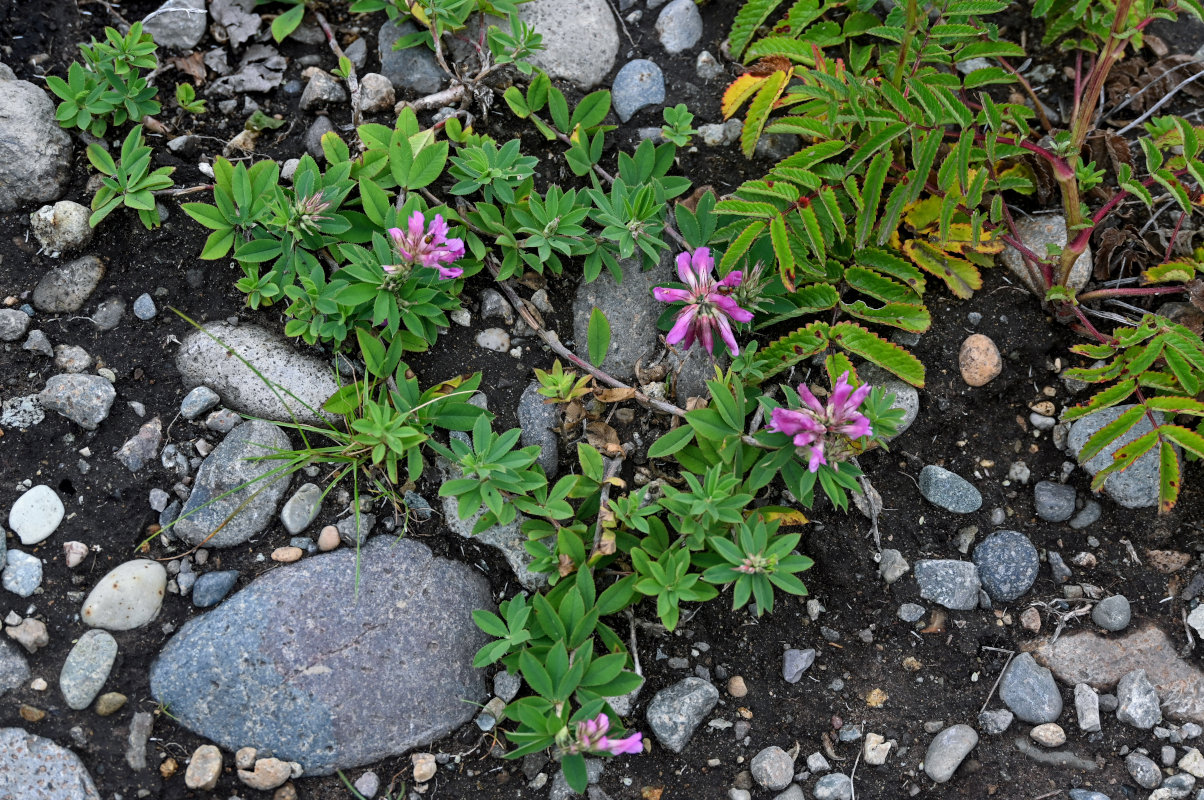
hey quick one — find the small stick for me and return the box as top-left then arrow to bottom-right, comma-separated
314,11 -> 362,130
979,649 -> 1016,714
590,456 -> 625,558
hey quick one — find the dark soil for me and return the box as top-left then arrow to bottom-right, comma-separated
1,1 -> 1203,799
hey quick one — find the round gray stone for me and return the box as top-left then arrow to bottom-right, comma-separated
132,293 -> 157,320
173,420 -> 292,548
898,603 -> 926,622
1034,481 -> 1076,522
1125,752 -> 1161,789
751,746 -> 793,790
180,386 -> 221,420
972,530 -> 1039,602
612,59 -> 665,123
646,677 -> 719,753
1091,595 -> 1131,632
812,773 -> 852,800
92,297 -> 125,331
1116,668 -> 1162,729
782,648 -> 815,683
0,309 -> 31,342
192,570 -> 239,608
2,551 -> 43,597
518,0 -> 618,89
1069,500 -> 1101,530
32,256 -> 105,314
914,559 -> 981,611
655,0 -> 704,54
918,465 -> 982,513
924,724 -> 978,783
141,0 -> 207,49
59,630 -> 118,710
378,20 -> 444,94
0,69 -> 74,212
280,483 -> 323,535
0,728 -> 99,799
38,374 -> 115,430
0,638 -> 31,695
149,538 -> 492,775
999,653 -> 1062,724
1068,790 -> 1112,800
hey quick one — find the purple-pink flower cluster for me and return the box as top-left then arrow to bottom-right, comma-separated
385,210 -> 465,279
566,713 -> 642,756
767,371 -> 873,472
653,248 -> 753,356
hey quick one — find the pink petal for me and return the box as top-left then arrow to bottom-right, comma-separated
718,270 -> 743,289
829,371 -> 854,411
387,227 -> 404,247
666,305 -> 698,347
437,265 -> 463,279
691,247 -> 713,278
710,294 -> 754,323
838,416 -> 873,439
714,313 -> 740,356
697,314 -> 715,354
769,407 -> 811,437
408,210 -> 425,238
796,382 -> 824,416
445,237 -> 465,260
675,251 -> 694,285
807,440 -> 826,472
846,383 -> 872,411
653,286 -> 692,303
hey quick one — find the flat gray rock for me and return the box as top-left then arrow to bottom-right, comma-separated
0,728 -> 99,799
918,465 -> 981,513
972,530 -> 1039,602
1000,214 -> 1091,294
518,0 -> 618,89
1000,652 -> 1062,724
655,0 -> 704,54
0,309 -> 30,342
517,381 -> 560,478
1092,595 -> 1131,632
149,538 -> 492,775
1116,668 -> 1162,729
280,482 -> 323,534
0,67 -> 73,212
646,677 -> 718,753
0,639 -> 30,695
1068,404 -> 1171,509
142,0 -> 207,49
379,20 -> 444,95
1034,480 -> 1075,522
33,256 -> 105,313
59,630 -> 118,710
174,420 -> 292,548
914,559 -> 980,611
572,251 -> 668,380
175,322 -> 339,425
39,374 -> 115,430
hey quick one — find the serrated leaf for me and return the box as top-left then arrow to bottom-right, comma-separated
1078,405 -> 1145,463
902,239 -> 981,299
770,214 -> 796,290
1062,378 -> 1138,421
756,284 -> 840,328
830,321 -> 925,386
722,73 -> 769,119
1158,440 -> 1181,513
730,0 -> 788,59
840,300 -> 932,332
741,70 -> 790,159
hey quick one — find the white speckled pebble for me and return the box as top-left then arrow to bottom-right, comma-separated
80,560 -> 167,630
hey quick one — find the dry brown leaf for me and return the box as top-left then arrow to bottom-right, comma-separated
921,608 -> 947,634
865,688 -> 888,708
678,185 -> 716,214
585,421 -> 624,457
558,553 -> 575,578
594,387 -> 637,403
1146,549 -> 1192,573
171,52 -> 206,84
516,271 -> 546,290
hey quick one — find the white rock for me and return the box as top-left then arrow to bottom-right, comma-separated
1188,605 -> 1204,638
80,560 -> 167,630
29,201 -> 92,255
185,744 -> 223,790
63,541 -> 89,568
9,484 -> 64,545
863,732 -> 892,765
1180,747 -> 1204,778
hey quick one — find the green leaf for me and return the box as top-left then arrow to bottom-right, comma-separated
1077,405 -> 1145,463
562,754 -> 588,794
1158,440 -> 1181,513
1062,379 -> 1138,421
587,308 -> 611,367
270,3 -> 305,43
648,425 -> 695,458
830,322 -> 925,387
730,0 -> 788,59
902,240 -> 982,299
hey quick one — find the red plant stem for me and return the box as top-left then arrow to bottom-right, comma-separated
1165,210 -> 1187,262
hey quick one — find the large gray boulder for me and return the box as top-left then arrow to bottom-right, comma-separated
0,728 -> 99,800
517,0 -> 618,89
175,322 -> 339,425
149,538 -> 492,775
1067,404 -> 1172,509
0,65 -> 73,211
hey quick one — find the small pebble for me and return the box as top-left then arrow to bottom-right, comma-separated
271,546 -> 303,563
317,525 -> 340,551
959,334 -> 1002,386
1030,723 -> 1066,747
133,293 -> 157,320
727,675 -> 748,698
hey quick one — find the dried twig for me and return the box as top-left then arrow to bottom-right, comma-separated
314,11 -> 362,130
979,648 -> 1016,714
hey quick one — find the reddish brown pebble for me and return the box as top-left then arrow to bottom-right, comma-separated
317,525 -> 340,552
19,704 -> 45,722
1020,607 -> 1042,633
271,547 -> 303,563
959,334 -> 1002,386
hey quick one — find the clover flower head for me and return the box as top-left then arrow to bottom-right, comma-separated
652,247 -> 754,356
767,371 -> 873,472
385,210 -> 465,279
294,191 -> 332,235
567,713 -> 643,756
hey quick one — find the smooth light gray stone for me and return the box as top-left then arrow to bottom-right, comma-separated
378,20 -> 444,95
978,708 -> 1013,734
914,559 -> 981,611
9,484 -> 64,545
1092,595 -> 1131,632
518,0 -> 618,89
0,68 -> 74,212
3,551 -> 42,597
336,513 -> 376,547
655,0 -> 704,53
646,677 -> 719,753
92,297 -> 125,331
1126,752 -> 1162,789
191,570 -> 238,608
280,482 -> 323,534
1001,214 -> 1092,294
1068,404 -> 1171,509
918,465 -> 982,513
517,381 -> 560,478
1076,683 -> 1101,733
859,363 -> 919,438
29,201 -> 91,255
1069,500 -> 1102,530
493,670 -> 521,702
773,786 -> 806,800
898,603 -> 926,622
924,724 -> 978,783
878,548 -> 909,584
0,639 -> 30,695
81,560 -> 167,630
612,59 -> 665,123
142,0 -> 207,49
1034,480 -> 1076,522
23,329 -> 53,357
132,293 -> 157,320
175,322 -> 339,425
1117,668 -> 1162,729
300,70 -> 346,111
751,746 -> 794,790
972,530 -> 1039,602
0,728 -> 99,799
38,374 -> 115,430
149,538 -> 492,776
572,251 -> 669,380
812,773 -> 852,800
782,648 -> 815,683
174,420 -> 292,548
999,653 -> 1062,724
180,386 -> 220,420
59,630 -> 117,710
1068,791 -> 1111,800
33,256 -> 105,313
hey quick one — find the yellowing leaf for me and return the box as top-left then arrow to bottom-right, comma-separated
722,73 -> 769,119
755,508 -> 810,527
